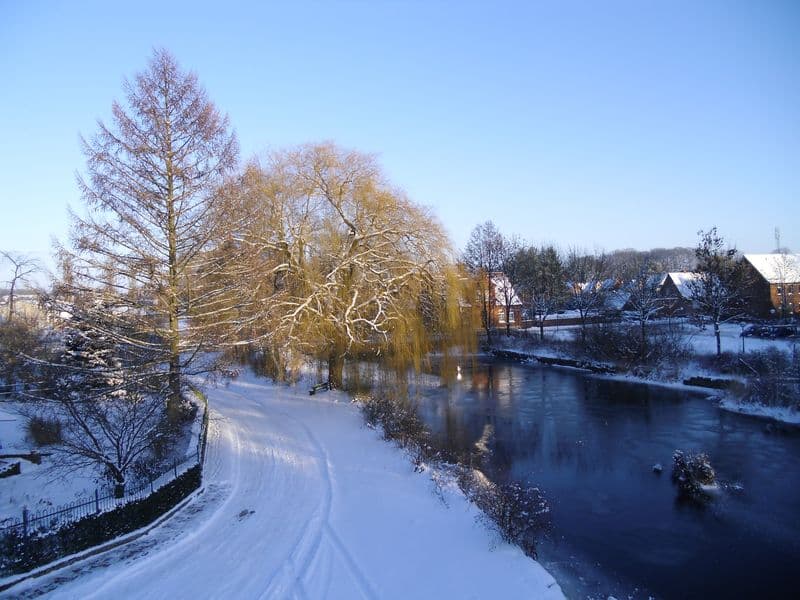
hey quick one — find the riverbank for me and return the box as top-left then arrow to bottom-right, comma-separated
487,334 -> 800,425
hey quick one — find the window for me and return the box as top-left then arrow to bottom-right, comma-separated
508,310 -> 515,323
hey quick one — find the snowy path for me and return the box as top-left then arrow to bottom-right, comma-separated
7,375 -> 563,600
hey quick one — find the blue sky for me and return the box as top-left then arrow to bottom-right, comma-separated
1,0 -> 798,282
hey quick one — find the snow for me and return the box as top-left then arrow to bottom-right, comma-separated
685,321 -> 797,356
4,373 -> 564,599
718,397 -> 800,424
665,272 -> 700,299
743,253 -> 800,284
0,406 -> 100,523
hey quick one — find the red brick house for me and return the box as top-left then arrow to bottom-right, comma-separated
741,253 -> 800,318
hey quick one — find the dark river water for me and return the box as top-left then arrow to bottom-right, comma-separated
410,358 -> 800,600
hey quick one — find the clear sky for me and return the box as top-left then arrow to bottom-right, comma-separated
1,0 -> 798,283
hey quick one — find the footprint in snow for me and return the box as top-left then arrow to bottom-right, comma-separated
237,509 -> 255,520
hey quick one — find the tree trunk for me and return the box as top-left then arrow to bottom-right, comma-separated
641,319 -> 647,357
168,354 -> 182,421
7,279 -> 15,321
505,307 -> 511,336
714,321 -> 722,357
109,465 -> 126,498
165,111 -> 182,422
328,350 -> 344,389
539,320 -> 545,341
482,302 -> 492,344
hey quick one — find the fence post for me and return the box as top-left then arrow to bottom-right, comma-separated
95,489 -> 100,514
22,506 -> 29,538
173,459 -> 177,479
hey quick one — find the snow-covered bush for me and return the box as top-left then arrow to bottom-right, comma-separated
741,348 -> 799,409
360,393 -> 438,467
671,450 -> 716,502
456,468 -> 549,558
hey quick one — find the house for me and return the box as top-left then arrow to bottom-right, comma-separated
657,272 -> 700,316
741,254 -> 800,318
488,272 -> 523,327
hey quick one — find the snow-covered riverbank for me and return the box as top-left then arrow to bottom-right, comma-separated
4,372 -> 563,599
488,331 -> 800,426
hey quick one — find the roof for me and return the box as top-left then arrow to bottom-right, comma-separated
744,254 -> 800,284
490,274 -> 522,306
665,272 -> 700,299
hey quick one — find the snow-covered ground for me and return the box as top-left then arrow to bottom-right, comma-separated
685,321 -> 797,356
524,320 -> 797,357
0,406 -> 100,524
4,373 -> 563,599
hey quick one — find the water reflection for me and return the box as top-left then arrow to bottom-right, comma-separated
412,359 -> 800,600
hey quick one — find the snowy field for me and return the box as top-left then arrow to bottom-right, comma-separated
0,406 -> 100,524
4,373 -> 563,599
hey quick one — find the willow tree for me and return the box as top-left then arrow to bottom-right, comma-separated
222,143 -> 470,387
67,49 -> 238,416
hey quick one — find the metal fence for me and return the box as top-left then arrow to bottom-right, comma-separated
0,395 -> 209,541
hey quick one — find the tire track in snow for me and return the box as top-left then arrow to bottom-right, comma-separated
283,410 -> 380,600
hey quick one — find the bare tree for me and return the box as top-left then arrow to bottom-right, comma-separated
497,236 -> 523,336
463,222 -> 508,342
66,49 -> 238,417
625,259 -> 665,356
688,228 -> 744,357
0,251 -> 40,321
564,248 -> 608,342
769,250 -> 800,319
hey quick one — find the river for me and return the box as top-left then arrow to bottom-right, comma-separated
410,358 -> 800,599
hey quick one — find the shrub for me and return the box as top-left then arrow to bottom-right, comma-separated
456,468 -> 549,558
740,348 -> 800,409
26,416 -> 63,446
672,450 -> 716,502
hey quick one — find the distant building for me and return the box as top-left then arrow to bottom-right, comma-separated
741,254 -> 800,318
658,272 -> 700,316
488,272 -> 523,327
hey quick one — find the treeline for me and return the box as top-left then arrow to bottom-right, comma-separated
461,221 -> 750,359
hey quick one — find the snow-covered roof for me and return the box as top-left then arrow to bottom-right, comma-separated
490,274 -> 522,306
665,272 -> 700,299
744,254 -> 800,284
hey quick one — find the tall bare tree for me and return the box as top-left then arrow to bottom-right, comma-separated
66,49 -> 238,416
463,221 -> 507,343
0,251 -> 40,321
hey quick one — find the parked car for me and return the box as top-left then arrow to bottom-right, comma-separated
740,324 -> 797,338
